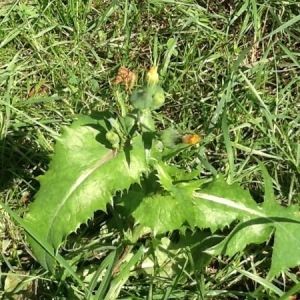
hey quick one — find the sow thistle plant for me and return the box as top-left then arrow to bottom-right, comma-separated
24,66 -> 300,296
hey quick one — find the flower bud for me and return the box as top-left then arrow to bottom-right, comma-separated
151,86 -> 165,109
160,128 -> 181,149
106,131 -> 120,149
181,134 -> 201,145
146,66 -> 159,85
130,88 -> 153,110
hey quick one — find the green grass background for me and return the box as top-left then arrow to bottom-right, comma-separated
0,0 -> 300,299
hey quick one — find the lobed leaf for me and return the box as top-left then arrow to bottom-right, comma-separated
192,176 -> 259,232
132,194 -> 193,235
25,113 -> 148,271
129,164 -> 300,277
195,175 -> 300,278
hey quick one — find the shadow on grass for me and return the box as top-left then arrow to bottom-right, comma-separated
0,129 -> 57,298
0,128 -> 51,198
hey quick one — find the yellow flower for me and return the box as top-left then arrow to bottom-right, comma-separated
181,134 -> 201,145
147,66 -> 159,84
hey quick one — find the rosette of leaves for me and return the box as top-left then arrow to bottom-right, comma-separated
23,63 -> 300,289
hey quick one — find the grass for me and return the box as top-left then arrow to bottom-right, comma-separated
1,0 -> 300,299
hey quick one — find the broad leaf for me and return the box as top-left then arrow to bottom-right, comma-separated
194,178 -> 300,277
270,213 -> 300,277
132,194 -> 193,234
130,164 -> 300,277
25,113 -> 148,271
192,176 -> 259,232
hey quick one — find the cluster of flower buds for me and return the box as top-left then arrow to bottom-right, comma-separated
106,66 -> 201,149
129,66 -> 165,111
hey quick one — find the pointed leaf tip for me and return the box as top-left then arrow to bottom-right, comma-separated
25,114 -> 149,271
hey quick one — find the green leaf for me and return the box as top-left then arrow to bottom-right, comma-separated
139,109 -> 155,132
25,112 -> 148,271
258,160 -> 276,209
195,174 -> 300,278
155,162 -> 174,192
193,176 -> 259,232
90,79 -> 100,93
166,37 -> 178,56
104,245 -> 145,300
205,217 -> 273,258
128,164 -> 300,277
132,194 -> 192,235
270,214 -> 300,278
0,198 -> 87,291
